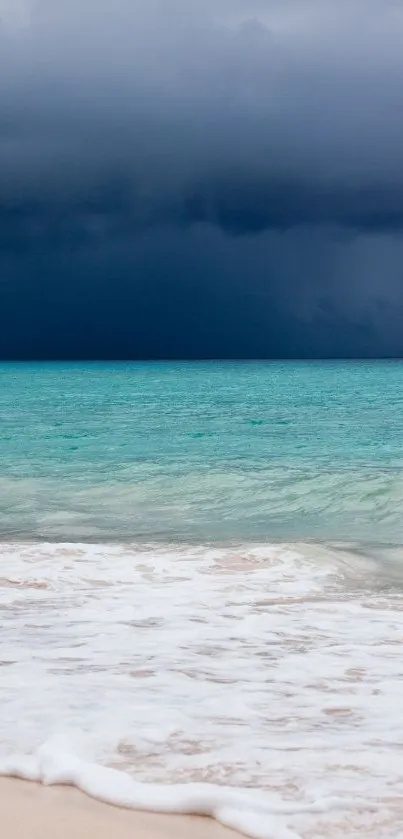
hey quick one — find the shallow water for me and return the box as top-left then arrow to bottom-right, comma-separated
1,363 -> 403,837
1,541 -> 403,837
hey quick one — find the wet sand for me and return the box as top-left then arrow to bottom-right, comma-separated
0,778 -> 243,839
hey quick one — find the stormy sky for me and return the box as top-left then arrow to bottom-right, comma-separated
1,0 -> 403,358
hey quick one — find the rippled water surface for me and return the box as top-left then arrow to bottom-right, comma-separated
1,361 -> 403,542
1,363 -> 403,837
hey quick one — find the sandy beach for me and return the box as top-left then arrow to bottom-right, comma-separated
0,778 -> 244,839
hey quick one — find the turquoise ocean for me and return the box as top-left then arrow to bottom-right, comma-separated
2,362 -> 403,838
1,360 -> 403,545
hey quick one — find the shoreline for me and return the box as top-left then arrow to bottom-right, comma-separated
0,778 -> 243,839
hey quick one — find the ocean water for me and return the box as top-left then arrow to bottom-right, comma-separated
1,362 -> 403,838
2,360 -> 403,544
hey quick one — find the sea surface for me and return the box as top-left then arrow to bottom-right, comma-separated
1,361 -> 403,838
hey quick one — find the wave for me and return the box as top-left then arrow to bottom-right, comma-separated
0,739 -> 376,839
3,464 -> 403,543
2,541 -> 403,837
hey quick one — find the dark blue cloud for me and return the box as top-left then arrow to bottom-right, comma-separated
1,0 -> 403,358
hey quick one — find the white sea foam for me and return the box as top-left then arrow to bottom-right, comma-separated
0,739 -> 377,839
1,541 -> 403,837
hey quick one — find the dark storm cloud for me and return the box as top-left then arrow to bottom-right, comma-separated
1,0 -> 403,358
1,0 -> 403,230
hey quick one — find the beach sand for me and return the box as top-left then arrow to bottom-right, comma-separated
0,778 -> 244,839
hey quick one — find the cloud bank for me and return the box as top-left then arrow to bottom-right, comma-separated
1,0 -> 403,358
